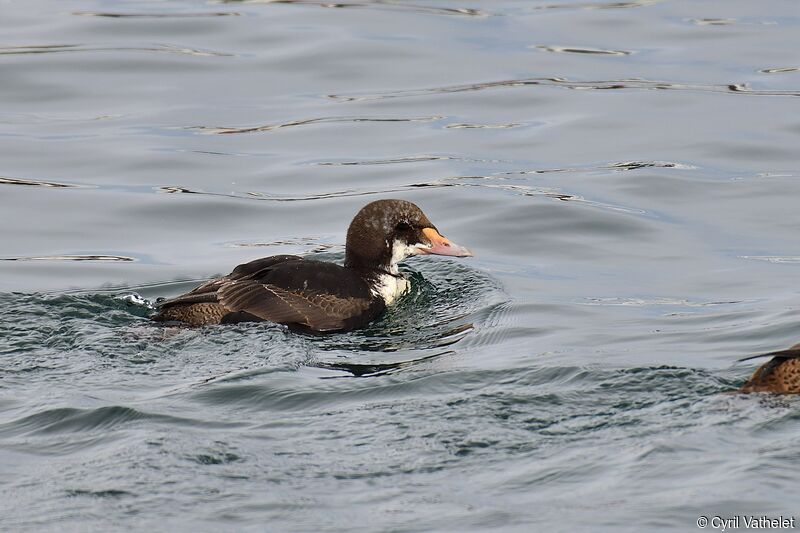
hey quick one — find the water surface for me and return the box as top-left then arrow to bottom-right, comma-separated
2,0 -> 800,531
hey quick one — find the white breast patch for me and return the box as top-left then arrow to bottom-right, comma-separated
371,273 -> 409,305
369,239 -> 418,305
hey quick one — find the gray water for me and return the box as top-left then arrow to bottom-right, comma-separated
2,0 -> 800,531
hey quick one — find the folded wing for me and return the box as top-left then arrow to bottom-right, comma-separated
217,280 -> 373,331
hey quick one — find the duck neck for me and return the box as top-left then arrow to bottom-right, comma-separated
347,239 -> 416,276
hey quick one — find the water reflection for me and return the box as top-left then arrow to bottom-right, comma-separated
317,350 -> 457,377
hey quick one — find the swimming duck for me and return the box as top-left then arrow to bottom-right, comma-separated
151,199 -> 472,331
738,343 -> 800,393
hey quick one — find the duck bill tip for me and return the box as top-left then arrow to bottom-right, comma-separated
420,227 -> 473,257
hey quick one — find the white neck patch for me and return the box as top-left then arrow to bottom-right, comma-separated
388,239 -> 422,274
371,272 -> 409,305
370,239 -> 420,305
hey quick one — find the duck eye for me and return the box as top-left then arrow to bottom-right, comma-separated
395,221 -> 412,231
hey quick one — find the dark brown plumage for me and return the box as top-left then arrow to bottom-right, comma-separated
739,343 -> 800,393
151,199 -> 472,332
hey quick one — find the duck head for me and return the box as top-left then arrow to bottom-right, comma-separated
344,199 -> 472,273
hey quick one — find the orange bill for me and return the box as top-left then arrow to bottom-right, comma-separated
420,227 -> 473,257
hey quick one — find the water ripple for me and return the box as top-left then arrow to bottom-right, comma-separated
0,176 -> 84,188
223,237 -> 339,253
328,77 -> 800,102
580,297 -> 744,308
0,112 -> 123,124
760,66 -> 800,74
314,154 -> 501,166
156,184 -> 436,201
317,350 -> 459,378
155,180 -> 647,216
607,160 -> 695,171
1,157 -> 679,220
535,45 -> 634,56
688,18 -> 736,26
73,11 -> 240,18
531,0 -> 660,10
495,160 -> 695,176
458,183 -> 648,215
0,255 -> 135,262
0,406 -> 239,437
66,489 -> 133,498
147,158 -> 680,216
445,122 -> 523,129
739,256 -> 800,265
217,0 -> 491,18
185,115 -> 442,135
0,43 -> 233,58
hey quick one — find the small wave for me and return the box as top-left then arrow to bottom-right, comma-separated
316,350 -> 458,377
2,406 -> 146,436
327,76 -> 800,102
530,0 -> 660,10
155,182 -> 451,202
66,489 -> 133,498
760,66 -> 800,74
0,175 -> 85,188
1,405 -> 242,437
606,160 -> 695,171
580,297 -> 744,307
217,0 -> 491,18
306,260 -> 506,359
455,182 -> 647,215
688,18 -> 736,26
184,115 -> 442,135
151,156 -> 677,214
445,122 -> 523,129
0,255 -> 135,262
0,43 -> 232,57
153,177 -> 648,217
314,154 -> 501,166
535,45 -> 634,56
0,112 -> 123,124
739,256 -> 800,264
73,11 -> 240,18
223,237 -> 339,253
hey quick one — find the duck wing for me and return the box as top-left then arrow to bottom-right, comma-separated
156,255 -> 302,309
216,279 -> 378,332
738,344 -> 800,363
156,256 -> 383,331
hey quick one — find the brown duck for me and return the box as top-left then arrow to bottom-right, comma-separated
151,199 -> 472,332
738,343 -> 800,393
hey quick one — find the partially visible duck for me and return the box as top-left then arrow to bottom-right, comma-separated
738,343 -> 800,393
151,199 -> 472,331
